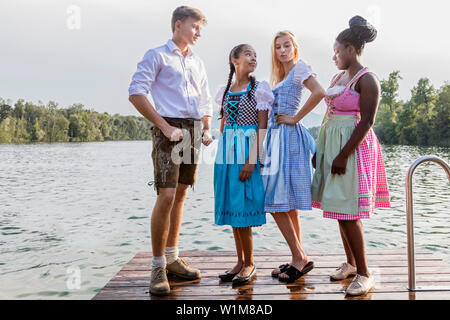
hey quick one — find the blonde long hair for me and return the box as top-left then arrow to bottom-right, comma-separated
270,31 -> 300,87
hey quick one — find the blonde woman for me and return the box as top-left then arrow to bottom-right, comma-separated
263,31 -> 326,283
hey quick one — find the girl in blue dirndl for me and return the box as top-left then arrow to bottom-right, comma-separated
214,44 -> 274,285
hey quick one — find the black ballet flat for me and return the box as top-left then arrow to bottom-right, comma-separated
232,266 -> 257,285
219,270 -> 239,282
278,261 -> 314,283
271,263 -> 290,278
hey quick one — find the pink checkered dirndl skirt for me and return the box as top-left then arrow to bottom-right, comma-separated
312,125 -> 391,220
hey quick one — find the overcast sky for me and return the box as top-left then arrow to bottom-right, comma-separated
1,0 -> 449,121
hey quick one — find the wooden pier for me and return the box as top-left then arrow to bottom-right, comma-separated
93,249 -> 450,300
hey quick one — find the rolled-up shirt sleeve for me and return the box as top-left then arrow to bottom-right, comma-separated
128,49 -> 160,97
197,61 -> 213,117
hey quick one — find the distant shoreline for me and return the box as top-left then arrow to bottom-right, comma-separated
0,99 -> 153,144
0,138 -> 153,146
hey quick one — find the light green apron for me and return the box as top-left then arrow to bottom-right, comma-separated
311,115 -> 360,215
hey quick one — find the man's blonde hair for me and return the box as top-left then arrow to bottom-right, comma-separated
270,31 -> 300,87
171,6 -> 207,32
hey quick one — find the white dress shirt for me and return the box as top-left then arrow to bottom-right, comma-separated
128,40 -> 213,119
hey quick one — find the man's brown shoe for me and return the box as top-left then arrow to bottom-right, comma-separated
149,267 -> 170,296
166,258 -> 201,280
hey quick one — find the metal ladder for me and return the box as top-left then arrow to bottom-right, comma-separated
406,155 -> 450,291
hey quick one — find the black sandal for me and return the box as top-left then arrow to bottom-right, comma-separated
278,261 -> 314,283
271,263 -> 290,278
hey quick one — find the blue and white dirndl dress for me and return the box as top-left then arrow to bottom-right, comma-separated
262,60 -> 317,213
214,81 -> 274,228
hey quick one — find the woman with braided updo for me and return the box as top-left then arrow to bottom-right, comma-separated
214,44 -> 274,285
311,16 -> 391,296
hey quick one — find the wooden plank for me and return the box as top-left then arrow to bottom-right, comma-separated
134,253 -> 439,260
93,291 -> 450,300
135,249 -> 431,258
100,281 -> 450,296
119,260 -> 445,271
93,282 -> 450,300
127,255 -> 442,265
104,274 -> 450,288
112,266 -> 450,279
93,250 -> 450,301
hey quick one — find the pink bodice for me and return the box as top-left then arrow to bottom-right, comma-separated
325,68 -> 370,118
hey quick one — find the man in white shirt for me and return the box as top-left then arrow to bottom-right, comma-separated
128,6 -> 213,297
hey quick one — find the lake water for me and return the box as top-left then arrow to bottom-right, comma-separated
0,141 -> 449,299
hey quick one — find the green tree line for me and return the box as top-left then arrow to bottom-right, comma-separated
0,98 -> 152,143
1,72 -> 449,146
374,71 -> 449,147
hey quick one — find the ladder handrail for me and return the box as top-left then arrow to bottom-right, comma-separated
406,155 -> 450,291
